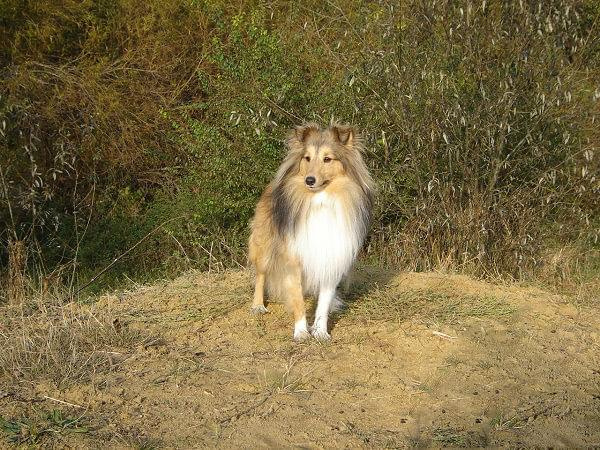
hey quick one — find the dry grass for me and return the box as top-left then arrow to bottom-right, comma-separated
7,239 -> 26,305
1,268 -> 599,447
346,285 -> 516,324
0,292 -> 155,387
108,270 -> 250,328
538,247 -> 600,305
256,358 -> 312,396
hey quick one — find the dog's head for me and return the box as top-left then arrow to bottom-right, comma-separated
286,123 -> 357,192
272,122 -> 374,235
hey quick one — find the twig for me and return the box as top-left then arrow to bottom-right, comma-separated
42,395 -> 84,409
168,232 -> 191,262
171,57 -> 206,103
74,215 -> 187,296
69,169 -> 80,295
0,165 -> 18,240
261,94 -> 303,121
323,0 -> 367,47
432,331 -> 457,340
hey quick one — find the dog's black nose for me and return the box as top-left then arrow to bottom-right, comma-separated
305,176 -> 316,186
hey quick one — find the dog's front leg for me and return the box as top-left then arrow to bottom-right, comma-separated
283,267 -> 310,341
311,285 -> 336,341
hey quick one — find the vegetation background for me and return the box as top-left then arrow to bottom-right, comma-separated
1,0 -> 599,298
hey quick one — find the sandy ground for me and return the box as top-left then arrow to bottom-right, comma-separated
1,267 -> 599,448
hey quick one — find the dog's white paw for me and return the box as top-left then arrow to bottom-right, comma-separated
311,326 -> 331,342
293,318 -> 310,341
250,305 -> 268,315
293,329 -> 311,341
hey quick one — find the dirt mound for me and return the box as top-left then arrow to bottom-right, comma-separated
1,267 -> 599,448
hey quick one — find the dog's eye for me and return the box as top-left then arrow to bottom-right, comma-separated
304,156 -> 311,162
323,157 -> 332,163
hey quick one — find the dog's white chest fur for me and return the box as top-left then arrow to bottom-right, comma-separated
290,192 -> 359,293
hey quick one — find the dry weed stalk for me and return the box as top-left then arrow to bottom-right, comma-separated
7,239 -> 26,305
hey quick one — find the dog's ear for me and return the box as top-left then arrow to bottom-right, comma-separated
330,124 -> 355,146
294,123 -> 319,142
285,123 -> 319,151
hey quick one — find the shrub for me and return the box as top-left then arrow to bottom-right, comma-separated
0,0 -> 598,292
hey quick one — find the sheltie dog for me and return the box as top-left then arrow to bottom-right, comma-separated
248,123 -> 374,341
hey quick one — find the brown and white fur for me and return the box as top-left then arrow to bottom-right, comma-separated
248,123 -> 374,341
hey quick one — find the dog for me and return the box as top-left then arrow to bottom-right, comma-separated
248,123 -> 374,341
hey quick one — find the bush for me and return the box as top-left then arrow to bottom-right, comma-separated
0,0 -> 598,292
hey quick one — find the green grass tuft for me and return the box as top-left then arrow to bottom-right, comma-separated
0,409 -> 89,446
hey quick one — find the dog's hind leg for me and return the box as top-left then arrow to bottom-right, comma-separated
250,271 -> 268,314
330,271 -> 351,313
329,294 -> 345,313
340,270 -> 352,295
